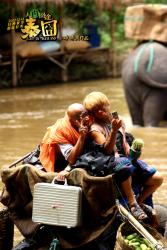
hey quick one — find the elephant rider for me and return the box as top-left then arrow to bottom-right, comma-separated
39,103 -> 90,177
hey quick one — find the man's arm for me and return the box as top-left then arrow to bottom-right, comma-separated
121,120 -> 130,156
56,125 -> 88,181
67,126 -> 87,165
89,119 -> 122,155
57,136 -> 87,181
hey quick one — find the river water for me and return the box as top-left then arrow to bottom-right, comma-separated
0,78 -> 167,245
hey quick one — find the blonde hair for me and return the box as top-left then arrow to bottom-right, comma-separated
83,91 -> 110,112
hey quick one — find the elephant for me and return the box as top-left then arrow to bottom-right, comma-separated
122,41 -> 167,127
154,204 -> 167,239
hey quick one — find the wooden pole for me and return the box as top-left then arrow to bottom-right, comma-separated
11,6 -> 17,87
8,152 -> 32,168
58,5 -> 68,82
110,8 -> 117,78
117,201 -> 165,250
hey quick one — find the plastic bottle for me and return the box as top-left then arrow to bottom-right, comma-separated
129,138 -> 144,160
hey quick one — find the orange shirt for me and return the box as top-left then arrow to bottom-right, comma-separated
39,115 -> 79,172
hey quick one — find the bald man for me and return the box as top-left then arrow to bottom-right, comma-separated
39,103 -> 90,178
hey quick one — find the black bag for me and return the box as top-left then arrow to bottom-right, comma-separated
13,225 -> 56,250
116,131 -> 134,157
22,146 -> 44,171
73,141 -> 115,177
12,238 -> 37,250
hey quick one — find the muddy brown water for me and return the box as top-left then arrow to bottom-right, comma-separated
0,78 -> 167,246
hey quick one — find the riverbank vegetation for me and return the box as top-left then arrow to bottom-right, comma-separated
0,0 -> 166,88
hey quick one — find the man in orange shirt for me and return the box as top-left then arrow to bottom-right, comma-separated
39,103 -> 90,179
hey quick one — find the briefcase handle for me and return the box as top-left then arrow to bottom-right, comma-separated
51,176 -> 68,186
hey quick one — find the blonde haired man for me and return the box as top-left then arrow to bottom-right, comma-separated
83,91 -> 163,220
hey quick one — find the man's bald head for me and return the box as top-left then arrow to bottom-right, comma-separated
67,103 -> 85,118
67,103 -> 86,127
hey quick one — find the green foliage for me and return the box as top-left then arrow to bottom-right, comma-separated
65,0 -> 96,21
42,3 -> 59,18
144,0 -> 167,3
65,4 -> 127,47
100,31 -> 111,47
64,0 -> 98,32
0,3 -> 10,35
116,39 -> 137,54
0,68 -> 12,88
0,3 -> 10,20
2,1 -> 159,87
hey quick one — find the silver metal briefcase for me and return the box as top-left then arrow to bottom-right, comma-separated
32,179 -> 82,227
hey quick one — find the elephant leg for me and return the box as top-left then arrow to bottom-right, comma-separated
125,90 -> 144,126
143,91 -> 164,127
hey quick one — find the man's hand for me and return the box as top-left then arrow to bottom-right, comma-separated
79,125 -> 88,136
79,118 -> 89,137
56,170 -> 70,181
112,118 -> 122,132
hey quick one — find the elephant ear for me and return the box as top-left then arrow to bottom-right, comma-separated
135,42 -> 167,89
